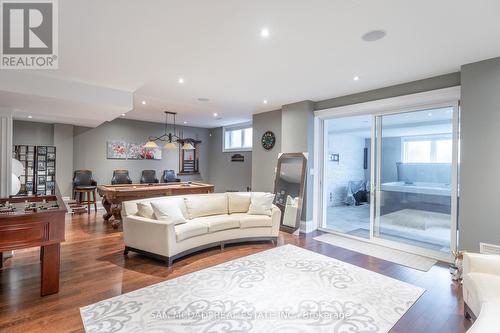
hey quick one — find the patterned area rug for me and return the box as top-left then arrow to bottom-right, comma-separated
80,245 -> 424,332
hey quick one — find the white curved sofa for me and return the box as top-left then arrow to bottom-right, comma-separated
463,252 -> 500,332
122,192 -> 281,266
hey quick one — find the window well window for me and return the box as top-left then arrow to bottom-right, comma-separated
402,136 -> 452,163
223,123 -> 252,152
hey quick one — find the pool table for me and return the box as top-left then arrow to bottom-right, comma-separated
97,182 -> 214,228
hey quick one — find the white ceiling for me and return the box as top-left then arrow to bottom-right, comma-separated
4,0 -> 500,128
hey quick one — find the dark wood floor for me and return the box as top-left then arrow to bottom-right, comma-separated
0,212 -> 472,333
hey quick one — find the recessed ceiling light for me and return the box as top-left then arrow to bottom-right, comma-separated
213,112 -> 218,117
260,27 -> 270,38
141,100 -> 146,105
198,97 -> 210,102
361,30 -> 386,42
353,76 -> 360,81
263,99 -> 268,104
27,115 -> 33,119
178,77 -> 185,84
183,121 -> 187,124
121,113 -> 126,117
428,112 -> 433,116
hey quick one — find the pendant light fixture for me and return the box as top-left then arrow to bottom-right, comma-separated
144,111 -> 194,150
181,142 -> 195,150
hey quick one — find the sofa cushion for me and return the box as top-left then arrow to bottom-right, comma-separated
227,192 -> 251,214
151,200 -> 187,225
191,215 -> 240,233
184,193 -> 228,219
239,214 -> 273,229
248,192 -> 275,216
175,221 -> 209,241
136,202 -> 155,219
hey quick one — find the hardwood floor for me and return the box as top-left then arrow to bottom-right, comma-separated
0,212 -> 472,333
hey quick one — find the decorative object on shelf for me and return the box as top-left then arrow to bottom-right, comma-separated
179,138 -> 201,174
231,154 -> 245,162
261,131 -> 276,150
144,111 -> 192,150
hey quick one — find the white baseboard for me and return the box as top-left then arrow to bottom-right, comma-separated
300,219 -> 317,234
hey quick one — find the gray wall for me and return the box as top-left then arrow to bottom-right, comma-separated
54,124 -> 74,197
13,120 -> 54,146
207,127 -> 252,192
281,101 -> 315,223
73,118 -> 210,188
459,57 -> 500,251
252,110 -> 282,192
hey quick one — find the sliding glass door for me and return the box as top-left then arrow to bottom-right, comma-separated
322,115 -> 373,238
373,107 -> 457,254
319,100 -> 459,259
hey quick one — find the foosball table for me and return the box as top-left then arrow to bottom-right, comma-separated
0,194 -> 66,296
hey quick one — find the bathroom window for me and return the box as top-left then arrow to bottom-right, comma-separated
403,136 -> 452,163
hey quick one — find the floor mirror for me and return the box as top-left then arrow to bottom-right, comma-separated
273,153 -> 307,233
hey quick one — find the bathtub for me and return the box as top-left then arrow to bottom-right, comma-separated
380,181 -> 451,196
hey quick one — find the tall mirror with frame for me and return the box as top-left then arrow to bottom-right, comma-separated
274,153 -> 307,233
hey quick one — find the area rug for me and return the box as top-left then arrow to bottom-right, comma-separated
80,244 -> 424,333
314,233 -> 437,271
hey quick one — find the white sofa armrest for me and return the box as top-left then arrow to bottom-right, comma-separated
466,300 -> 500,333
463,252 -> 500,277
123,215 -> 175,257
270,205 -> 282,236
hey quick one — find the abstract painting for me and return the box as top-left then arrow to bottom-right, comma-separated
126,143 -> 143,160
127,143 -> 162,160
107,141 -> 128,159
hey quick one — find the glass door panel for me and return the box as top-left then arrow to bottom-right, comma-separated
322,115 -> 373,238
374,107 -> 455,253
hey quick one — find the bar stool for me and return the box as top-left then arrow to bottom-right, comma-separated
74,187 -> 97,213
73,170 -> 97,214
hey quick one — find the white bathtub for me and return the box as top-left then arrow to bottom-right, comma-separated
380,181 -> 451,196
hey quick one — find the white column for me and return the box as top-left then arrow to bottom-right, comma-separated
0,110 -> 13,197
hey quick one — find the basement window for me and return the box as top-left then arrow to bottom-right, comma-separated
223,123 -> 252,152
402,135 -> 452,163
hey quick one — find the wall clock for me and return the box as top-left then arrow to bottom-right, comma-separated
261,131 -> 276,150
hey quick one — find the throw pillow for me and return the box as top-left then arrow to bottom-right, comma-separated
248,192 -> 275,216
136,202 -> 155,219
150,201 -> 187,225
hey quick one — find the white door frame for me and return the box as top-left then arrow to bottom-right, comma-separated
313,86 -> 460,262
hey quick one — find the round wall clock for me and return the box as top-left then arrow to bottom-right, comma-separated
261,131 -> 276,150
